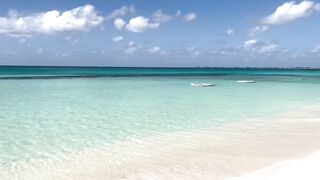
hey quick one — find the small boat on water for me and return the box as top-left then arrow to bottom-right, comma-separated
236,80 -> 256,83
190,83 -> 214,87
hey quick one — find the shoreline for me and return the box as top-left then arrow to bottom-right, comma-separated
1,107 -> 320,179
229,151 -> 320,180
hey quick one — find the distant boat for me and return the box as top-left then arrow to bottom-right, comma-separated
190,83 -> 214,87
236,80 -> 256,83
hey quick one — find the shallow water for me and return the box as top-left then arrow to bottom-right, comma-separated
0,67 -> 320,178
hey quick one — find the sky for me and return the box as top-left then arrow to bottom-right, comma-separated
0,0 -> 320,67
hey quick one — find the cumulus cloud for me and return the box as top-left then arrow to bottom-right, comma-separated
248,1 -> 320,37
113,18 -> 126,30
105,5 -> 135,20
112,36 -> 123,42
244,39 -> 279,53
126,16 -> 160,32
148,46 -> 161,53
111,9 -> 196,32
151,10 -> 172,23
184,13 -> 197,21
262,1 -> 318,25
0,4 -> 103,37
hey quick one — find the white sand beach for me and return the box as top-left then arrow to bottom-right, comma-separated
229,151 -> 320,180
1,106 -> 320,180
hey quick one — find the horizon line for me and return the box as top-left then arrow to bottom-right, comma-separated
0,65 -> 320,70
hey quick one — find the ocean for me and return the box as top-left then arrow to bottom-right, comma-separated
0,66 -> 320,179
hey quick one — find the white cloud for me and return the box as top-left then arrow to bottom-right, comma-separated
112,9 -> 195,32
249,1 -> 320,38
0,4 -> 103,37
126,16 -> 160,32
249,26 -> 269,36
258,43 -> 278,53
244,39 -> 258,48
152,10 -> 172,23
262,1 -> 316,25
184,13 -> 197,21
112,36 -> 123,42
105,5 -> 135,20
244,39 -> 279,53
148,46 -> 161,53
226,29 -> 235,35
113,18 -> 126,30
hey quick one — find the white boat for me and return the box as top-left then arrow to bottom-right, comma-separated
190,83 -> 214,87
236,80 -> 256,83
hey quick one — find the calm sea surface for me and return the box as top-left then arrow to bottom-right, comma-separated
0,66 -> 320,166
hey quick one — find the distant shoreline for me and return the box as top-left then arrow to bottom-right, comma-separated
0,65 -> 320,70
1,66 -> 319,80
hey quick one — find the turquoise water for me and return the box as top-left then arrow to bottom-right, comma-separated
0,67 -> 320,167
1,66 -> 320,77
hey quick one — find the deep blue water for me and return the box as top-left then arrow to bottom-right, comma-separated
0,66 -> 320,78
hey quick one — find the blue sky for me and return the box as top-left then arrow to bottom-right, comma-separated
0,0 -> 320,67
